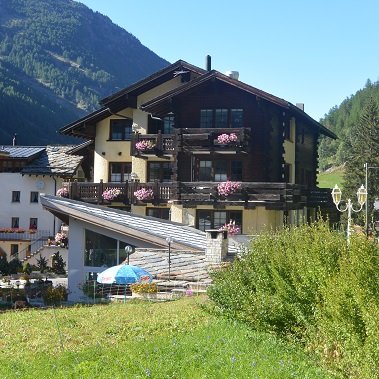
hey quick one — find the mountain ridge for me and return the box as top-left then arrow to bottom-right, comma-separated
0,0 -> 170,145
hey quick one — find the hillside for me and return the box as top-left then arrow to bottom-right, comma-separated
0,0 -> 169,145
318,79 -> 379,171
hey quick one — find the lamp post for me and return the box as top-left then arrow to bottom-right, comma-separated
331,184 -> 367,244
166,236 -> 173,281
124,245 -> 134,265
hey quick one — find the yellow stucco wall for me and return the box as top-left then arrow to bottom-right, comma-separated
0,241 -> 30,261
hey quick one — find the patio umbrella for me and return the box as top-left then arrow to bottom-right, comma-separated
97,264 -> 152,285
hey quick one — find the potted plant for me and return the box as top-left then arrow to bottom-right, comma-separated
135,140 -> 155,152
56,187 -> 69,198
219,221 -> 240,235
217,181 -> 241,197
130,282 -> 158,299
102,188 -> 121,201
216,133 -> 238,145
134,187 -> 154,201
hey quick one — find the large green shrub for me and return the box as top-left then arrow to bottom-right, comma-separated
208,220 -> 379,377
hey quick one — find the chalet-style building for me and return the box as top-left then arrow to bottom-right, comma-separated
0,145 -> 84,261
59,58 -> 337,236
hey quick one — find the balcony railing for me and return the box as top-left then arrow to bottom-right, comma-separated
130,128 -> 251,157
65,181 -> 333,209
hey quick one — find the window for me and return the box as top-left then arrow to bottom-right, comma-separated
231,109 -> 243,128
214,161 -> 228,181
163,114 -> 175,134
197,159 -> 242,182
11,244 -> 19,256
109,162 -> 132,182
200,109 -> 244,128
148,162 -> 172,182
30,191 -> 39,203
11,217 -> 19,228
146,208 -> 170,220
12,191 -> 20,202
199,160 -> 212,181
196,210 -> 242,233
215,109 -> 228,128
29,218 -> 38,230
84,229 -> 132,266
109,119 -> 133,141
200,109 -> 213,128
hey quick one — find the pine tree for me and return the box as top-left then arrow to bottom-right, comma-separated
343,97 -> 379,225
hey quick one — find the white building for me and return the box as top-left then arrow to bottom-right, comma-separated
0,145 -> 84,261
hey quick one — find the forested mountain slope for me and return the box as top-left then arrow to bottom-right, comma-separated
318,79 -> 379,171
0,0 -> 169,145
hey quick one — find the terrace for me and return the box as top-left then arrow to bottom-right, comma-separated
130,127 -> 251,157
63,180 -> 333,210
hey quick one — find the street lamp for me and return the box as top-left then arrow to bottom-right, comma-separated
166,236 -> 173,281
331,184 -> 367,244
124,245 -> 134,265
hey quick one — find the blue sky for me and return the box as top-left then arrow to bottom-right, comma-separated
78,0 -> 379,121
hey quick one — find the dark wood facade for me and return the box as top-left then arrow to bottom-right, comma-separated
60,60 -> 338,230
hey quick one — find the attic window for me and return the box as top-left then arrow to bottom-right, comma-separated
109,119 -> 133,141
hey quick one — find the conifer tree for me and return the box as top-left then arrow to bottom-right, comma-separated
343,97 -> 379,225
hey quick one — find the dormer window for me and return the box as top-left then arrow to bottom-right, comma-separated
109,119 -> 133,141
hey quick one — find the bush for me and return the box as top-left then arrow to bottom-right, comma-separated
42,285 -> 68,305
130,282 -> 157,294
208,219 -> 379,377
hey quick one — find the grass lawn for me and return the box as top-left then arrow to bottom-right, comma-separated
317,166 -> 344,189
0,297 -> 339,379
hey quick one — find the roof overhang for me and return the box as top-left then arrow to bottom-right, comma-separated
40,195 -> 206,251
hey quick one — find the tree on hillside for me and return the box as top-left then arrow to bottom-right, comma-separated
343,96 -> 379,225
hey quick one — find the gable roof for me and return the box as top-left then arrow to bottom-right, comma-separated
17,145 -> 83,176
0,146 -> 45,159
100,60 -> 206,106
40,194 -> 239,254
140,70 -> 337,139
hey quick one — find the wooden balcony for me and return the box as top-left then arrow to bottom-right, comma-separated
65,181 -> 334,210
130,128 -> 250,157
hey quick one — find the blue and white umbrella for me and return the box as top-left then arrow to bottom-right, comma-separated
97,264 -> 152,285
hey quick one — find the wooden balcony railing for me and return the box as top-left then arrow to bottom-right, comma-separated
65,181 -> 334,209
130,128 -> 251,157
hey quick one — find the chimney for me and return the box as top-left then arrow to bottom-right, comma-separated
12,133 -> 17,146
206,55 -> 211,71
296,103 -> 304,111
205,229 -> 228,265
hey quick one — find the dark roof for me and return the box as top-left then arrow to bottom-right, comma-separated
59,60 -> 206,138
59,59 -> 336,140
0,146 -> 45,159
59,107 -> 111,139
20,145 -> 83,176
100,60 -> 206,106
40,194 -> 240,254
140,70 -> 337,139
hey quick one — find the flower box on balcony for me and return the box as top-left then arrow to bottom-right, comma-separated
216,133 -> 238,145
135,140 -> 156,153
217,181 -> 241,197
102,188 -> 121,202
134,187 -> 154,202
